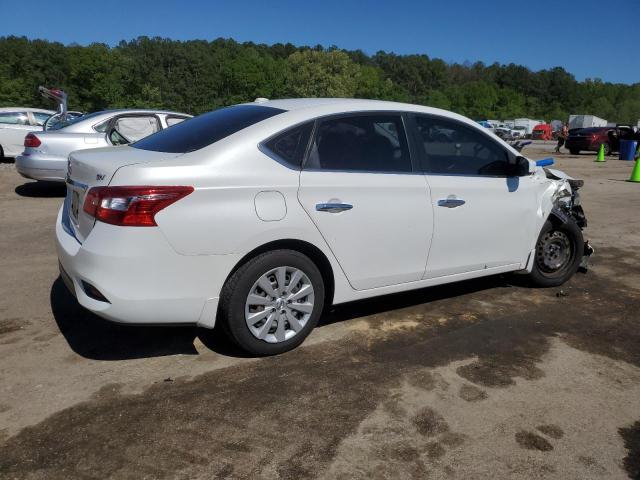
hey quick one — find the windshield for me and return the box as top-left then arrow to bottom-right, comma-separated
132,105 -> 285,153
48,111 -> 101,130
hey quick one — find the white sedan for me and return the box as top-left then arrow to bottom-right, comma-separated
0,107 -> 55,158
57,98 -> 589,355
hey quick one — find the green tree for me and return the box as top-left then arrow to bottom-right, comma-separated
285,50 -> 360,98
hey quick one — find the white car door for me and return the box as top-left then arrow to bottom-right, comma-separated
411,114 -> 538,279
298,113 -> 433,290
0,111 -> 37,157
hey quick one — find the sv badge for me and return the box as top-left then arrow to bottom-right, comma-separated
96,174 -> 105,181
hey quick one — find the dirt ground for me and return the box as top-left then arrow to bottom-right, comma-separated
0,141 -> 639,479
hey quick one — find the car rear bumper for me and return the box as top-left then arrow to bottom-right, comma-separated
15,154 -> 67,182
55,205 -> 240,328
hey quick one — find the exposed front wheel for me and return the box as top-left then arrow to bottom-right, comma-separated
219,249 -> 325,355
527,219 -> 583,287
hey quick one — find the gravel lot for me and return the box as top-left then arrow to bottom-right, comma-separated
1,141 -> 639,479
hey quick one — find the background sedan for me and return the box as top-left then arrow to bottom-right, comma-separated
15,109 -> 191,182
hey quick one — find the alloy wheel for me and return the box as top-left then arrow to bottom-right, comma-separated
244,266 -> 315,343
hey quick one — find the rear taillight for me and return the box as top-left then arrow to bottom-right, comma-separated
24,133 -> 41,148
83,186 -> 194,227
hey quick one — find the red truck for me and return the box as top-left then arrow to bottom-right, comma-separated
531,124 -> 553,140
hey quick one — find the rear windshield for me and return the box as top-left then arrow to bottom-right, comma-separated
48,111 -> 100,130
132,105 -> 285,153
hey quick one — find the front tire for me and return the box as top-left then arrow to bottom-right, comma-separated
219,249 -> 325,355
569,149 -> 580,155
527,219 -> 583,287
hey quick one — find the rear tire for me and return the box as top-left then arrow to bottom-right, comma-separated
527,219 -> 583,287
602,143 -> 611,156
219,249 -> 325,355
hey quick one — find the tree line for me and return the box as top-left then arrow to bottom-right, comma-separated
1,35 -> 639,124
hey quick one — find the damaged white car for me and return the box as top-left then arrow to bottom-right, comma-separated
57,99 -> 591,355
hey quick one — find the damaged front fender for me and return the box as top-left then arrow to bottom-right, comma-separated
544,167 -> 593,270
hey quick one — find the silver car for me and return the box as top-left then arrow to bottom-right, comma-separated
15,109 -> 191,182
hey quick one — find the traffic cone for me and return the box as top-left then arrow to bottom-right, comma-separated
629,158 -> 640,183
595,144 -> 606,162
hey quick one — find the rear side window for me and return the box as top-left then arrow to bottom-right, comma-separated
262,122 -> 313,168
414,115 -> 509,176
133,105 -> 285,153
32,112 -> 52,126
113,115 -> 160,142
305,114 -> 412,173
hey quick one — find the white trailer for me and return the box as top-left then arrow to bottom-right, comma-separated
568,115 -> 607,130
514,118 -> 541,137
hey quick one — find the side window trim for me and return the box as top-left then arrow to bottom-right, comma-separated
410,113 -> 512,178
301,111 -> 416,174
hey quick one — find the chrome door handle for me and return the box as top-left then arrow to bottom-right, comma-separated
316,203 -> 353,213
437,198 -> 466,208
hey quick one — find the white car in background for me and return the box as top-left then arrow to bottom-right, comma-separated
57,98 -> 589,355
15,109 -> 191,182
0,107 -> 55,158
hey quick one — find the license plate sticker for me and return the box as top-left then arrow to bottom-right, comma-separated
71,190 -> 80,219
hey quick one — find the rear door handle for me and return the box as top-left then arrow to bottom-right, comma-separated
437,198 -> 466,208
316,203 -> 353,213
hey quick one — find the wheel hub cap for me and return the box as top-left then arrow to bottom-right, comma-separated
245,266 -> 315,344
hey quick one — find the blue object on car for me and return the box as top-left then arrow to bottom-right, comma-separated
619,140 -> 638,161
535,158 -> 554,167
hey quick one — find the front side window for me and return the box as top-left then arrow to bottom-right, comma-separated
305,114 -> 412,173
113,115 -> 160,143
133,105 -> 285,153
262,122 -> 313,168
0,112 -> 29,125
414,115 -> 509,176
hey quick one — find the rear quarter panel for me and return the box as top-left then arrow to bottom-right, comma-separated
109,139 -> 354,302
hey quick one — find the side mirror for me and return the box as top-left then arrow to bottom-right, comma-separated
507,155 -> 530,177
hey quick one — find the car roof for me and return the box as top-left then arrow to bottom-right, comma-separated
572,127 -> 610,132
65,109 -> 192,127
0,107 -> 56,114
84,109 -> 192,118
244,98 -> 478,127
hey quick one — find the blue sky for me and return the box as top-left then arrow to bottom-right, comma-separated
1,0 -> 638,84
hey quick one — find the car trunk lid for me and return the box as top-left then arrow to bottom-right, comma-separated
65,146 -> 182,242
